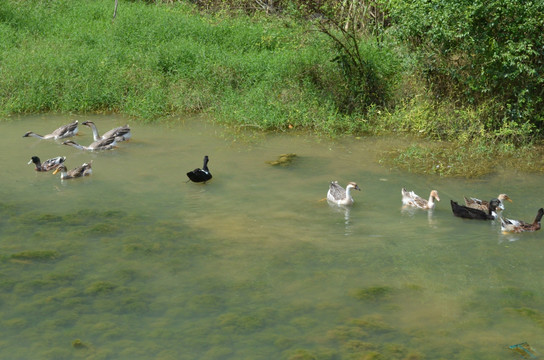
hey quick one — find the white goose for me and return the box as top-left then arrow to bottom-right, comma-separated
327,181 -> 361,206
401,188 -> 440,210
83,121 -> 131,142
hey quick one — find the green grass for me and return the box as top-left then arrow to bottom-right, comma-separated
0,0 -> 341,128
1,0 -> 542,176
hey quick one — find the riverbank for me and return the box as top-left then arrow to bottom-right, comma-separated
1,0 -> 542,176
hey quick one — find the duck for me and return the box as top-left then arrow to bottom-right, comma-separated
327,181 -> 361,206
401,188 -> 440,209
464,194 -> 512,212
28,156 -> 66,172
187,155 -> 212,183
62,137 -> 117,151
52,161 -> 93,180
22,120 -> 79,140
451,199 -> 501,220
500,208 -> 544,233
82,121 -> 131,142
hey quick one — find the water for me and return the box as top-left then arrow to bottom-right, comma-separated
1,114 -> 543,359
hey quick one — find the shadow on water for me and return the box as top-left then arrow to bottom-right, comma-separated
1,114 -> 543,359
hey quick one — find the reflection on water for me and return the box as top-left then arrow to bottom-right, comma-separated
1,114 -> 544,359
401,206 -> 438,228
327,203 -> 353,236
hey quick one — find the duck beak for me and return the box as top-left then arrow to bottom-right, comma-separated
356,186 -> 361,191
27,160 -> 32,165
52,168 -> 60,175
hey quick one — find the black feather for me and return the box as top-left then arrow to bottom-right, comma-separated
451,199 -> 500,220
187,155 -> 212,183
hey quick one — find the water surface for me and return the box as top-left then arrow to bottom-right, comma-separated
1,114 -> 543,359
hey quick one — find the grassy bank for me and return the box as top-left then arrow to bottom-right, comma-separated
1,0 -> 542,176
0,0 -> 344,127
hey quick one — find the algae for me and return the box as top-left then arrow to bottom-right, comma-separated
287,349 -> 318,360
353,286 -> 393,301
3,318 -> 27,329
266,153 -> 297,166
85,281 -> 117,295
72,338 -> 87,348
11,250 -> 60,261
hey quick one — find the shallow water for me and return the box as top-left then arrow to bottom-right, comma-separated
1,114 -> 543,359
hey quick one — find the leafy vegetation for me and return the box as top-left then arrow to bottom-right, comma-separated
1,0 -> 543,176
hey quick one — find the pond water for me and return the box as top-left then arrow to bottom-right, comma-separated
1,114 -> 543,360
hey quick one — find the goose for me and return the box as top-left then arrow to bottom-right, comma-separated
451,199 -> 501,220
62,137 -> 117,151
187,155 -> 212,183
52,161 -> 92,180
82,121 -> 131,142
28,156 -> 66,172
464,194 -> 512,212
401,188 -> 440,209
327,181 -> 360,206
500,208 -> 544,233
22,120 -> 78,140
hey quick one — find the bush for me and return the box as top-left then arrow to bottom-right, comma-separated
389,0 -> 544,134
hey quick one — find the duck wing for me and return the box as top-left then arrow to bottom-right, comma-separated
328,181 -> 346,201
186,168 -> 211,182
464,196 -> 489,211
103,125 -> 131,141
402,188 -> 428,208
51,121 -> 78,138
89,136 -> 117,150
67,162 -> 92,178
41,156 -> 66,171
451,200 -> 493,220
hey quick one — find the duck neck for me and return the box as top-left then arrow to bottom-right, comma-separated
488,207 -> 497,219
533,209 -> 544,226
65,142 -> 87,150
27,132 -> 45,139
87,122 -> 101,141
29,158 -> 42,170
202,157 -> 209,173
345,186 -> 353,200
427,194 -> 435,208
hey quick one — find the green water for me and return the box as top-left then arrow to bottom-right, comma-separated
1,114 -> 543,359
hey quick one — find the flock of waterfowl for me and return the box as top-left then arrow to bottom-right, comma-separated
24,120 -> 211,182
328,182 -> 543,234
24,119 -> 540,234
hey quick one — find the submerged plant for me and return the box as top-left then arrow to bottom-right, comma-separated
11,250 -> 60,261
353,286 -> 392,301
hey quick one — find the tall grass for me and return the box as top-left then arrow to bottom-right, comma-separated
0,0 -> 401,134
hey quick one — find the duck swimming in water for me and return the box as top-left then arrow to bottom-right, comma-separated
62,137 -> 117,151
52,161 -> 92,180
28,156 -> 66,172
22,120 -> 79,140
500,208 -> 544,233
327,181 -> 360,206
401,188 -> 440,210
82,121 -> 131,142
187,155 -> 212,183
451,199 -> 501,220
464,193 -> 512,212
